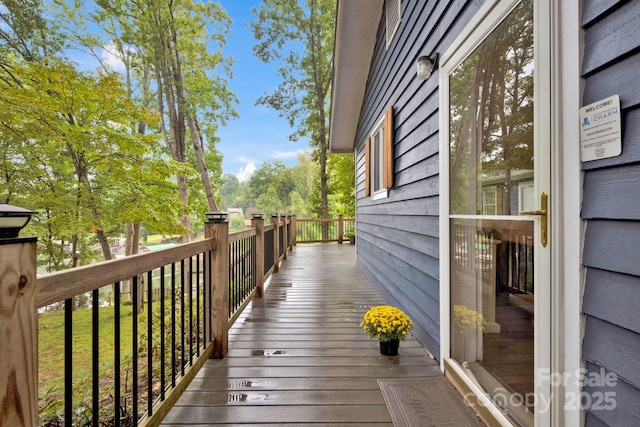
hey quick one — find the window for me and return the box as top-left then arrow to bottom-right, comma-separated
371,124 -> 385,197
365,106 -> 394,200
518,181 -> 534,212
482,186 -> 497,215
385,0 -> 401,48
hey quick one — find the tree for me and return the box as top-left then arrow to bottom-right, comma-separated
251,0 -> 336,225
0,57 -> 182,268
75,0 -> 238,241
0,0 -> 62,66
327,154 -> 355,217
218,173 -> 241,210
245,160 -> 289,209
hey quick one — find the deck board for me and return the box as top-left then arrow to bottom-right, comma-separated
162,244 -> 442,426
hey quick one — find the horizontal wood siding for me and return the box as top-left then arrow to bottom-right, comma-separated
581,0 -> 640,425
353,0 -> 482,361
582,362 -> 640,427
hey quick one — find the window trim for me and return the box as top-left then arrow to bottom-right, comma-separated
370,116 -> 388,200
365,106 -> 394,200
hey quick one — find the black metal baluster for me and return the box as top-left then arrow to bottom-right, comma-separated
147,270 -> 153,416
160,266 -> 166,400
64,298 -> 73,426
92,289 -> 99,427
237,240 -> 241,309
188,256 -> 193,365
180,259 -> 185,375
114,282 -> 121,427
235,241 -> 240,310
252,235 -> 257,291
132,276 -> 139,424
208,250 -> 213,341
229,243 -> 233,314
171,263 -> 176,387
243,238 -> 247,298
202,253 -> 207,346
196,253 -> 200,356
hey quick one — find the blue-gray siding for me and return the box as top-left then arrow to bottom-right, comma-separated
581,0 -> 640,425
353,0 -> 483,360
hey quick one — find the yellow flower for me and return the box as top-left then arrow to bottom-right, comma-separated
453,305 -> 486,334
361,305 -> 414,342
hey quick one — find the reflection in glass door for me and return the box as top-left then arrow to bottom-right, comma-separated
448,1 -> 536,425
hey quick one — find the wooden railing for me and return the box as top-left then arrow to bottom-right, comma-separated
0,214 -> 297,427
295,215 -> 354,244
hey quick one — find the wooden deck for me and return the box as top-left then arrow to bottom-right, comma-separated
161,244 -> 442,426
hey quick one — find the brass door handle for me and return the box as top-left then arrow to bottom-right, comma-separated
519,191 -> 548,247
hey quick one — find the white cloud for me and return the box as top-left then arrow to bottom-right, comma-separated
236,162 -> 256,182
236,156 -> 256,164
272,149 -> 307,159
101,42 -> 132,73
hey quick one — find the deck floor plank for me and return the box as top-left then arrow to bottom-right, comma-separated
162,244 -> 441,426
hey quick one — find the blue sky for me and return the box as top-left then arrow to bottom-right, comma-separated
216,0 -> 310,181
65,0 -> 309,182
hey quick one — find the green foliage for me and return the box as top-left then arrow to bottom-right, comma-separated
229,215 -> 247,233
38,289 -> 204,425
251,0 -> 336,217
0,57 -> 185,267
327,154 -> 355,217
219,153 -> 326,218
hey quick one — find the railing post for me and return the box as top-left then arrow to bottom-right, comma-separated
338,214 -> 344,244
271,213 -> 280,273
251,214 -> 265,298
282,214 -> 288,260
205,212 -> 229,359
0,208 -> 38,427
292,214 -> 297,247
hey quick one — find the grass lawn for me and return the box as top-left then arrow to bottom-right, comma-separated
39,304 -> 140,408
38,297 -> 201,421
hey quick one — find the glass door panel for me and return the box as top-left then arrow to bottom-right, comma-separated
448,1 -> 535,425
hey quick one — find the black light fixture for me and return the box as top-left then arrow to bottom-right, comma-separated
251,213 -> 264,219
416,52 -> 439,80
271,212 -> 279,218
205,211 -> 228,223
0,204 -> 35,238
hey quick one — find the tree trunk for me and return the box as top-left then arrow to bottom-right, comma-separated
177,175 -> 191,243
187,117 -> 218,211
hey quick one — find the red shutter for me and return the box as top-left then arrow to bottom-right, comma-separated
384,106 -> 394,189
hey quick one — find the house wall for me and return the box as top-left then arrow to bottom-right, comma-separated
353,0 -> 484,360
580,0 -> 640,425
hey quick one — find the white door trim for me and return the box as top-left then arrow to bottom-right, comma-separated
554,0 -> 583,425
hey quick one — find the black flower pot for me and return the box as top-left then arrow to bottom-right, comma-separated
379,339 -> 400,356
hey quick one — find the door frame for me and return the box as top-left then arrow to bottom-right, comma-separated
437,0 -> 582,425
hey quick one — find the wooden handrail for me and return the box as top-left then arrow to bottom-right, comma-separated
37,239 -> 213,308
229,228 -> 256,243
295,217 -> 355,244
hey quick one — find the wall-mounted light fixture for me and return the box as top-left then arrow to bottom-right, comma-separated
416,52 -> 439,80
0,204 -> 35,238
205,211 -> 228,223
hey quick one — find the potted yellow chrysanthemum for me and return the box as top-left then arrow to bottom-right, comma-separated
360,305 -> 414,356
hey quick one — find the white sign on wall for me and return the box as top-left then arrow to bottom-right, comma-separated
579,95 -> 622,162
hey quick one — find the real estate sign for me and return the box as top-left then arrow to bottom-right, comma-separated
580,95 -> 622,162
